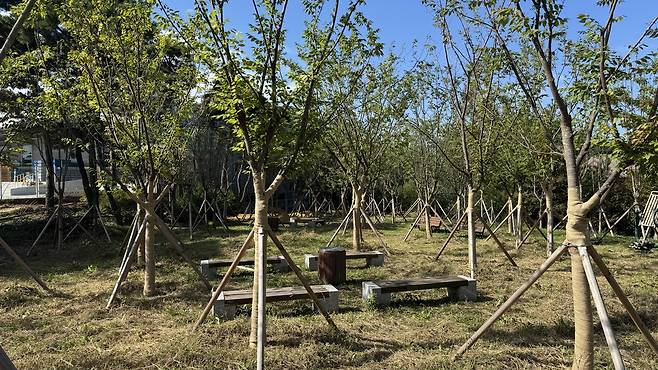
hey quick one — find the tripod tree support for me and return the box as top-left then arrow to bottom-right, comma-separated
578,246 -> 624,370
0,236 -> 52,293
106,218 -> 148,308
193,229 -> 255,330
359,208 -> 391,256
119,183 -> 212,291
475,213 -> 517,267
452,244 -> 568,359
453,243 -> 658,364
435,211 -> 467,260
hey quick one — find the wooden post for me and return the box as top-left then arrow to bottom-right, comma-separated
434,211 -> 467,260
27,206 -> 59,255
107,218 -> 147,308
588,246 -> 658,355
256,227 -> 266,370
403,211 -> 423,241
0,236 -> 52,293
192,229 -> 255,330
578,247 -> 624,370
516,209 -> 547,250
325,209 -> 352,248
452,244 -> 568,359
266,229 -> 337,330
360,208 -> 390,255
475,213 -> 517,267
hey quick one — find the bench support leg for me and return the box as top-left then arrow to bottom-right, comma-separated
362,282 -> 390,306
212,295 -> 237,320
448,275 -> 477,300
275,258 -> 291,272
304,254 -> 318,271
366,253 -> 385,267
200,262 -> 217,279
316,289 -> 339,313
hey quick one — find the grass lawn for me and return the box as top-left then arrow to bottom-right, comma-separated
1,206 -> 657,369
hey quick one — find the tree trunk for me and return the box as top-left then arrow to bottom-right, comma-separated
250,171 -> 269,348
467,186 -> 476,278
75,145 -> 96,210
424,202 -> 432,239
43,135 -> 56,209
56,192 -> 63,249
143,183 -> 156,297
351,184 -> 363,251
516,186 -> 523,248
137,204 -> 146,266
507,195 -> 513,234
565,194 -> 593,369
543,183 -> 554,257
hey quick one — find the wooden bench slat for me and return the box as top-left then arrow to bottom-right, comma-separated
375,277 -> 468,293
220,285 -> 335,305
203,256 -> 284,267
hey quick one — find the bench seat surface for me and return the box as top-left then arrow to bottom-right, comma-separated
344,250 -> 383,259
204,256 -> 284,267
220,285 -> 335,305
374,276 -> 468,293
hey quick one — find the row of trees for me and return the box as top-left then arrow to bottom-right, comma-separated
2,0 -> 658,367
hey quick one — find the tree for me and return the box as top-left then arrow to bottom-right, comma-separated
63,0 -> 198,296
183,0 -> 366,349
322,50 -> 407,250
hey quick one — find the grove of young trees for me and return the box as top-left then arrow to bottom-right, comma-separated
1,0 -> 658,369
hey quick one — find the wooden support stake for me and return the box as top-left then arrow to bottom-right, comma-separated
588,246 -> 658,355
516,210 -> 547,250
578,247 -> 625,370
434,211 -> 467,260
475,213 -> 517,267
107,218 -> 147,308
27,206 -> 59,255
192,229 -> 255,331
484,205 -> 519,242
325,210 -> 352,248
360,208 -> 391,256
0,236 -> 52,293
452,244 -> 568,359
256,227 -> 266,370
266,229 -> 337,330
403,211 -> 423,242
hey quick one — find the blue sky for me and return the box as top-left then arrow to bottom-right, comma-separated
162,0 -> 658,57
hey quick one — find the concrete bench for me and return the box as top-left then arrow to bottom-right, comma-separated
304,250 -> 385,271
290,217 -> 325,227
212,284 -> 339,319
200,256 -> 290,278
362,275 -> 476,306
417,216 -> 444,232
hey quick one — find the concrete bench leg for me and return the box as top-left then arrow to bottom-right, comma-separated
447,275 -> 477,301
200,261 -> 217,279
304,254 -> 318,271
211,293 -> 237,320
362,281 -> 390,306
315,287 -> 339,313
275,258 -> 291,272
365,253 -> 385,267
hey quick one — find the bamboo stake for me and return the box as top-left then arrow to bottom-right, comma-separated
475,213 -> 517,267
452,244 -> 568,359
63,206 -> 94,242
107,218 -> 147,308
27,206 -> 59,255
403,211 -> 423,242
578,247 -> 625,370
0,236 -> 52,293
484,205 -> 519,242
192,229 -> 255,330
325,209 -> 352,248
360,208 -> 391,255
95,205 -> 112,242
256,227 -> 266,370
266,229 -> 337,330
516,209 -> 547,250
434,211 -> 468,260
588,246 -> 658,355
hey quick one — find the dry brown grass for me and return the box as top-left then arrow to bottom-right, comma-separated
1,212 -> 657,369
